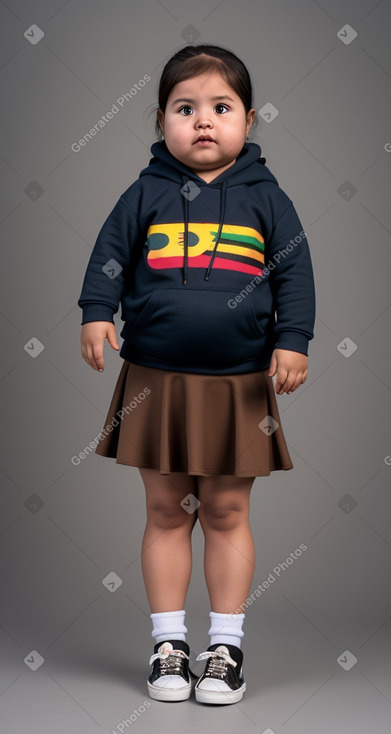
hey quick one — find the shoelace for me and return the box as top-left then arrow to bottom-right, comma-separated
149,647 -> 189,675
195,649 -> 237,677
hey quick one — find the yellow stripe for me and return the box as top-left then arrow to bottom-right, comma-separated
146,222 -> 265,262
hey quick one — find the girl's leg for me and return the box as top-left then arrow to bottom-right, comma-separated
139,468 -> 198,613
196,474 -> 256,613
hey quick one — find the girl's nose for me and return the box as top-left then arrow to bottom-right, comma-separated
196,120 -> 213,129
195,110 -> 213,129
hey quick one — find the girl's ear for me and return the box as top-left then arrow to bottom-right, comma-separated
157,108 -> 164,136
246,108 -> 256,133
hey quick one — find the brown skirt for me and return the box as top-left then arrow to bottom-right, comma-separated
94,360 -> 294,477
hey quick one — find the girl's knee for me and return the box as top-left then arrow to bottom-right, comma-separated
147,502 -> 195,530
196,474 -> 254,532
198,504 -> 245,532
139,468 -> 198,530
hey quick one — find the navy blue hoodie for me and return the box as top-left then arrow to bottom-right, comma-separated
78,140 -> 316,375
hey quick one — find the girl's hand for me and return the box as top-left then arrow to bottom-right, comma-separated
80,322 -> 120,372
268,348 -> 308,395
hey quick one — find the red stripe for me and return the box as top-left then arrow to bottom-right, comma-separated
148,254 -> 263,276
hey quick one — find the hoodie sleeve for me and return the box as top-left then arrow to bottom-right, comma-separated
267,201 -> 316,356
78,196 -> 142,325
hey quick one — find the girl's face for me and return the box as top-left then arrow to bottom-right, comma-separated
157,70 -> 256,183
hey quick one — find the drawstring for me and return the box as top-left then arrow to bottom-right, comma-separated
181,175 -> 228,285
205,180 -> 227,281
182,175 -> 189,284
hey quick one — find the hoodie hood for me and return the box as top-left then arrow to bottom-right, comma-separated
139,140 -> 278,284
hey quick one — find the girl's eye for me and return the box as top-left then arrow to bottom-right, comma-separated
178,104 -> 229,115
178,105 -> 193,115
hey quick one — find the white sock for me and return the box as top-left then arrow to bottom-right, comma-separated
208,611 -> 245,649
150,609 -> 187,644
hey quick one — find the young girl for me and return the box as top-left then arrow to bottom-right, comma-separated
78,44 -> 315,705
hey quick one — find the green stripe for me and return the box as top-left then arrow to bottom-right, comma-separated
210,230 -> 264,252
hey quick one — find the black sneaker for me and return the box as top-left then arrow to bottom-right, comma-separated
147,639 -> 197,701
194,643 -> 246,704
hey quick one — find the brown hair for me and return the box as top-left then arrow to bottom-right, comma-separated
147,44 -> 258,141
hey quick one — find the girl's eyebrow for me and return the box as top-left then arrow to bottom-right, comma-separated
171,95 -> 235,106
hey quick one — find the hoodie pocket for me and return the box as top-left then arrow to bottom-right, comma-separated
131,290 -> 160,330
129,287 -> 266,369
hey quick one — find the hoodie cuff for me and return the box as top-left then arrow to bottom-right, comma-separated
273,331 -> 309,356
80,304 -> 116,325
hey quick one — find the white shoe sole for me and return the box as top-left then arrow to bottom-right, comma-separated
147,680 -> 192,701
195,681 -> 246,704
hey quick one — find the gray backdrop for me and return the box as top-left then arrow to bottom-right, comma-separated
1,1 -> 391,732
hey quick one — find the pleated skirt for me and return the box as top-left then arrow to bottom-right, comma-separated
94,359 -> 294,477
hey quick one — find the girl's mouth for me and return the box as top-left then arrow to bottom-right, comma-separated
195,140 -> 215,145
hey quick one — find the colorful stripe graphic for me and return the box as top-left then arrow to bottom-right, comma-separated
145,222 -> 265,276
